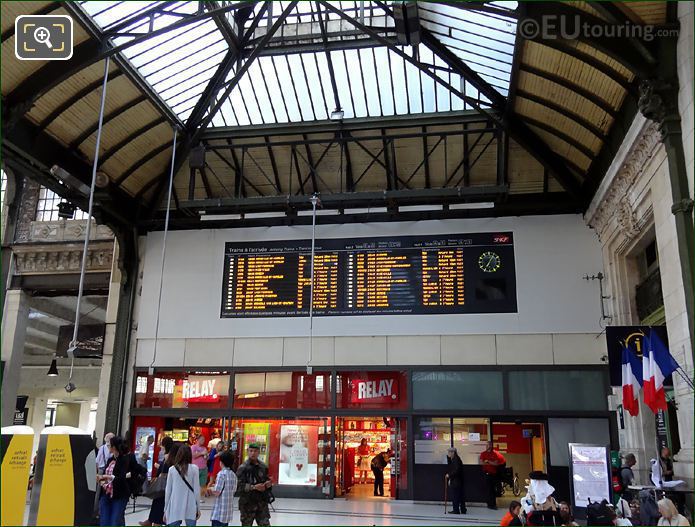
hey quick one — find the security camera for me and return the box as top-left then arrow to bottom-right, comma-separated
64,382 -> 77,393
600,355 -> 609,363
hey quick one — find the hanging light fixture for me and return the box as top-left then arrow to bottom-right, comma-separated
47,358 -> 59,377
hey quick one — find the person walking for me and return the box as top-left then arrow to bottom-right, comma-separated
164,445 -> 201,527
357,438 -> 371,484
191,435 -> 209,499
141,440 -> 180,527
480,442 -> 506,510
445,447 -> 467,514
370,449 -> 392,497
96,436 -> 131,527
97,432 -> 115,474
236,443 -> 273,526
208,450 -> 238,527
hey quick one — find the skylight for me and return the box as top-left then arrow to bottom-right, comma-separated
78,1 -> 518,127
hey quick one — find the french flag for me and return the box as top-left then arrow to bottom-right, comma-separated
621,344 -> 642,416
643,330 -> 679,414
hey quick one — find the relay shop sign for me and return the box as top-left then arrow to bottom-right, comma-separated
350,375 -> 399,404
174,375 -> 229,407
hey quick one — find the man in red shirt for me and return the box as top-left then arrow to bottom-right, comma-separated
480,442 -> 506,510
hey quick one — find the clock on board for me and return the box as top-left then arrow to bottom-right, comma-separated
478,251 -> 501,272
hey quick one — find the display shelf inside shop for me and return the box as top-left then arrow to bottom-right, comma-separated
343,428 -> 392,483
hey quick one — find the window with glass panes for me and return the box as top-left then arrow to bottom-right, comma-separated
35,187 -> 89,221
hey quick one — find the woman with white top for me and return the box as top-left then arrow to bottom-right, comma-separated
657,498 -> 690,526
164,445 -> 201,527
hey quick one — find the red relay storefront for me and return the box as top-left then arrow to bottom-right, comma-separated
131,369 -> 409,500
130,366 -> 613,502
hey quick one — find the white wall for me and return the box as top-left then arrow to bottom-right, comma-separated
137,215 -> 603,340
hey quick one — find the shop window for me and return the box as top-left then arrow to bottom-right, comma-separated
233,371 -> 332,409
134,371 -> 230,409
414,417 -> 452,465
228,417 -> 331,496
547,418 -> 610,466
412,371 -> 503,410
413,417 -> 490,466
453,418 -> 490,465
336,371 -> 408,410
35,186 -> 90,222
509,370 -> 606,412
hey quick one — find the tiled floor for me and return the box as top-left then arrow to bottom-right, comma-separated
125,497 -> 506,526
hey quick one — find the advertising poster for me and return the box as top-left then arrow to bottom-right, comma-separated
1,426 -> 34,526
278,424 -> 319,486
569,444 -> 610,508
135,426 -> 156,475
243,423 -> 270,464
28,427 -> 97,526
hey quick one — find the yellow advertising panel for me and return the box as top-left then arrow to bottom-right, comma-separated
243,422 -> 270,464
35,434 -> 75,525
1,431 -> 34,526
28,428 -> 97,526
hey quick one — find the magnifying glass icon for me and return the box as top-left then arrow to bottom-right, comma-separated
33,26 -> 53,49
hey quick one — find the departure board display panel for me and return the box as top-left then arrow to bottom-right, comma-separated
221,232 -> 516,317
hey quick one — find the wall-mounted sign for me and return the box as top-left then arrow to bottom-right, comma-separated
13,409 -> 28,425
57,324 -> 105,358
350,376 -> 399,404
605,326 -> 670,386
221,232 -> 517,318
173,375 -> 229,407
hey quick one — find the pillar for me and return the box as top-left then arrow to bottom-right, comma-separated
94,242 -> 121,439
1,289 -> 29,427
78,401 -> 92,432
29,397 -> 47,456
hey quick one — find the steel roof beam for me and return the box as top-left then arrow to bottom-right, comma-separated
205,126 -> 497,150
202,110 -> 491,140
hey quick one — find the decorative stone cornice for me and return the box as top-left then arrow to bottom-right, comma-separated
12,241 -> 114,275
587,120 -> 661,243
27,219 -> 113,243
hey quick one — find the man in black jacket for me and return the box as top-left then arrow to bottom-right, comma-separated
446,447 -> 467,514
370,449 -> 392,497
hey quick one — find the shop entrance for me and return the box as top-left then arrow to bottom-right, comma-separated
491,420 -> 547,507
335,416 -> 407,500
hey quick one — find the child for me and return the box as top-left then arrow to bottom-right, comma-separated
208,450 -> 238,527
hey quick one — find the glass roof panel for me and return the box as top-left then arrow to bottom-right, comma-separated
78,1 -> 517,127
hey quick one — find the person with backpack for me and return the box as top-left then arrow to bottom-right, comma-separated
96,436 -> 131,527
370,449 -> 392,497
236,443 -> 273,526
620,454 -> 637,500
164,445 -> 201,527
208,450 -> 238,526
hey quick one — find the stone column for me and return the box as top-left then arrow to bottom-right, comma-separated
29,397 -> 47,456
1,289 -> 29,427
94,242 -> 121,439
78,401 -> 92,432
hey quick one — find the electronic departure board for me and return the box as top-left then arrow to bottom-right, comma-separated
221,232 -> 516,318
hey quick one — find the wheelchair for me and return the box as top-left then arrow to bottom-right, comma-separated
499,466 -> 522,497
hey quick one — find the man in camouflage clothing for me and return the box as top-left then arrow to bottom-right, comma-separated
236,443 -> 272,526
